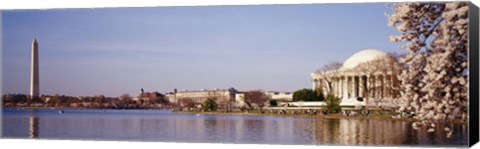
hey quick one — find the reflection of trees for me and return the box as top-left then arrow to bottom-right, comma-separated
327,120 -> 340,144
414,122 -> 468,145
402,122 -> 419,145
29,113 -> 39,138
203,119 -> 219,140
312,119 -> 340,145
242,119 -> 266,143
312,119 -> 413,145
360,119 -> 407,145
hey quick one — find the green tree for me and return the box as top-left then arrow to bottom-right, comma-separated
203,98 -> 218,112
269,100 -> 278,107
314,87 -> 325,101
292,89 -> 324,102
323,94 -> 341,113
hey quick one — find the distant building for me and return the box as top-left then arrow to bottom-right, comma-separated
166,88 -> 238,105
139,92 -> 163,100
264,91 -> 293,101
165,93 -> 176,103
234,93 -> 246,106
164,88 -> 293,107
232,90 -> 292,107
137,89 -> 165,103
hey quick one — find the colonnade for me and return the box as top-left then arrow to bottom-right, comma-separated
312,74 -> 395,100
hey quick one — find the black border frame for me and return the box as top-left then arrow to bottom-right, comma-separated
468,1 -> 479,147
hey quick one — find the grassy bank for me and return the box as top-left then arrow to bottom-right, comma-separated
3,107 -> 411,121
175,109 -> 417,121
4,107 -> 466,124
176,110 -> 468,125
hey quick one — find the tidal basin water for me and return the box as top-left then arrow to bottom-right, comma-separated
1,109 -> 468,146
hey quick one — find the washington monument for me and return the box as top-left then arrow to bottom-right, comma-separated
30,38 -> 39,97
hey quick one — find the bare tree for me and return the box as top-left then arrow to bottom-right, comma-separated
385,52 -> 404,99
119,94 -> 132,101
207,89 -> 236,110
207,90 -> 222,101
243,91 -> 269,109
316,62 -> 343,95
355,54 -> 400,113
216,99 -> 234,111
179,98 -> 195,108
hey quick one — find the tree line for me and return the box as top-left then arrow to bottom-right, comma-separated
2,94 -> 171,109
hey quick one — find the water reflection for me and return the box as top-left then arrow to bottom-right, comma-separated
313,119 -> 416,145
29,113 -> 39,138
310,118 -> 467,146
1,109 -> 468,146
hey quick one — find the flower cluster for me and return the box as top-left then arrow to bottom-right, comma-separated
386,2 -> 468,133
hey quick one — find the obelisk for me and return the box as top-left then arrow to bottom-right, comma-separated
30,38 -> 39,97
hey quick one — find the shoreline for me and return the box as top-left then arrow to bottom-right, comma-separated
1,107 -> 167,110
175,110 -> 418,122
3,106 -> 408,121
2,107 -> 467,125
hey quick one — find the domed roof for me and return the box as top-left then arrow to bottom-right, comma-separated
342,49 -> 388,70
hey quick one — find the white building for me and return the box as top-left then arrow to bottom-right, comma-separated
264,91 -> 293,101
310,49 -> 401,108
233,91 -> 292,107
166,88 -> 238,104
234,93 -> 246,106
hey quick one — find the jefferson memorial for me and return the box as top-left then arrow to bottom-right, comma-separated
310,49 -> 400,108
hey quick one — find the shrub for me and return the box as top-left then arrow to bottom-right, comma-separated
203,98 -> 217,112
269,100 -> 278,107
292,89 -> 324,101
324,94 -> 341,113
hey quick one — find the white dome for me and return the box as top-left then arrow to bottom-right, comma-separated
342,49 -> 388,70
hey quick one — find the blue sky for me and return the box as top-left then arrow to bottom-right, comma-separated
2,3 -> 404,97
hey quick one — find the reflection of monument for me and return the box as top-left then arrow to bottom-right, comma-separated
30,38 -> 40,97
29,114 -> 39,138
